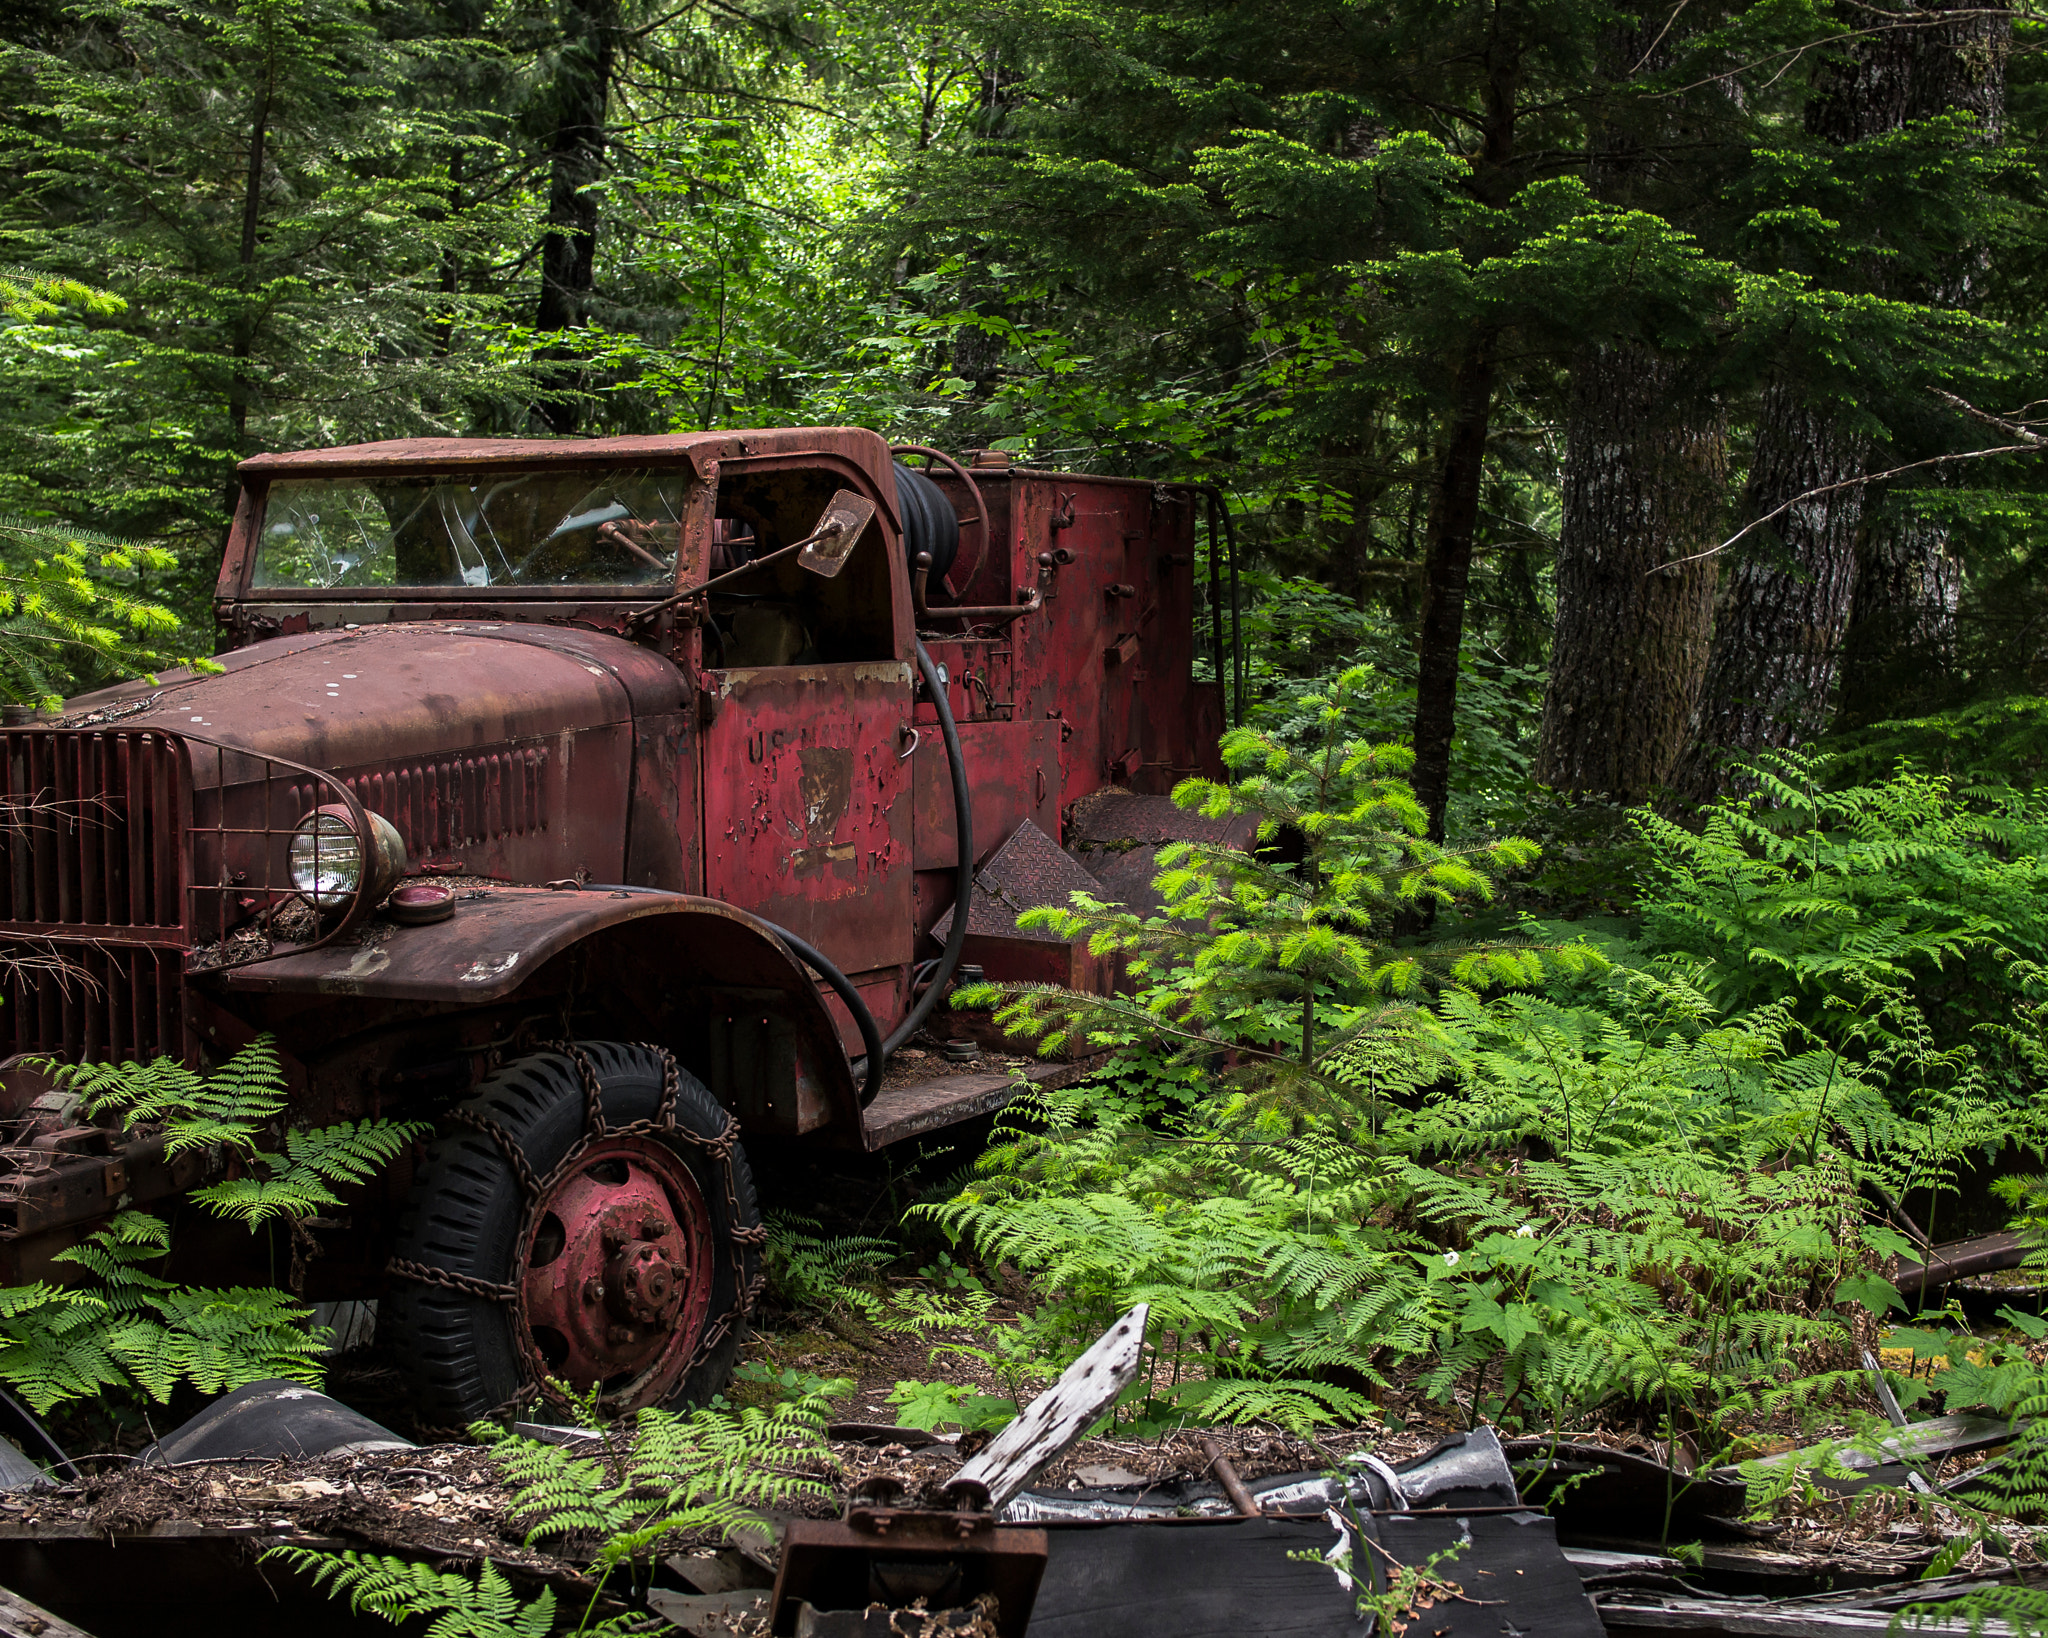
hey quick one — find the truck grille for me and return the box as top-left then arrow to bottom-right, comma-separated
0,729 -> 189,1063
1,724 -> 386,1065
1,943 -> 183,1063
0,730 -> 185,937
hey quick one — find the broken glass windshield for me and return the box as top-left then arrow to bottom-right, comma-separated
252,470 -> 693,589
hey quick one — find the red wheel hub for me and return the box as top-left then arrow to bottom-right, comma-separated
519,1136 -> 716,1406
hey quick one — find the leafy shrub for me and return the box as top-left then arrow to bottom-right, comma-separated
0,1037 -> 428,1413
935,963 -> 2004,1438
961,665 -> 1569,1126
1632,751 -> 2048,1099
887,1378 -> 1017,1432
934,706 -> 2024,1439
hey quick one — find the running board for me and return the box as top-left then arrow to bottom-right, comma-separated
860,1054 -> 1106,1149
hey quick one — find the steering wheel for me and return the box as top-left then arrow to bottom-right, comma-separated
891,444 -> 990,602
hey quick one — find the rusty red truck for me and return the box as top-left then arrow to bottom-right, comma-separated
0,428 -> 1234,1423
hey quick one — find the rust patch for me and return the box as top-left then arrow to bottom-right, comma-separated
796,746 -> 853,846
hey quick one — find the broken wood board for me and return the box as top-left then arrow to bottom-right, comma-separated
956,1303 -> 1148,1510
1597,1585 -> 2025,1638
0,1581 -> 99,1638
1727,1413 -> 2010,1476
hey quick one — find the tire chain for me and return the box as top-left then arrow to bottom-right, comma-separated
386,1041 -> 761,1422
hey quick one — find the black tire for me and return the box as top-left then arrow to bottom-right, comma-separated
380,1041 -> 759,1429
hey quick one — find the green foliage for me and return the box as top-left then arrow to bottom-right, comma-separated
1305,1508 -> 1469,1633
0,1037 -> 427,1415
62,1036 -> 427,1226
724,1360 -> 855,1411
274,1398 -> 836,1636
0,1213 -> 323,1413
0,516 -> 215,709
962,666 -> 1576,1124
1632,750 -> 2048,1099
935,872 -> 2010,1438
273,1553 -> 565,1638
760,1210 -> 895,1315
886,1378 -> 1017,1433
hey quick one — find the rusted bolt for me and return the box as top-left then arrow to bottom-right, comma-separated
582,1279 -> 602,1306
1107,583 -> 1136,598
607,1324 -> 635,1346
641,1220 -> 666,1241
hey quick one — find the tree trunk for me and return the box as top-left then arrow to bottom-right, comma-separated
1670,0 -> 2003,801
1408,46 -> 1518,843
535,0 -> 618,434
1836,3 -> 2009,723
1838,513 -> 1965,721
1538,348 -> 1726,802
1537,18 -> 1732,803
1412,340 -> 1496,841
228,50 -> 274,452
1670,383 -> 1869,799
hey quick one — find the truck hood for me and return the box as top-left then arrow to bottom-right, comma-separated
61,622 -> 689,769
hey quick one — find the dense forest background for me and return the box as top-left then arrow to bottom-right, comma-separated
4,0 -> 2046,835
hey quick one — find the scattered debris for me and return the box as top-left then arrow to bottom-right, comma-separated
1729,1412 -> 2013,1494
1595,1572 -> 2042,1636
1898,1231 -> 2030,1301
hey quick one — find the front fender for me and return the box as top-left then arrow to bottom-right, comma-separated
212,886 -> 860,1132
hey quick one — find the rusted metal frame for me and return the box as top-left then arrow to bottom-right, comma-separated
0,1125 -> 211,1243
704,450 -> 906,539
225,466 -> 712,605
0,724 -> 385,966
624,511 -> 853,631
233,426 -> 881,479
170,729 -> 386,959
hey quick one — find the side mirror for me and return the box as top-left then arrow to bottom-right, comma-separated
796,490 -> 878,579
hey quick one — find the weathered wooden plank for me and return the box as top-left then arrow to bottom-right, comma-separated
862,1056 -> 1104,1149
958,1303 -> 1148,1510
0,1579 -> 104,1638
1730,1413 -> 2011,1475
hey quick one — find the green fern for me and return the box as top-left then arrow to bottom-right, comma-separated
276,1398 -> 836,1635
955,665 -> 1586,1128
0,1039 -> 428,1412
0,1214 -> 323,1412
761,1211 -> 894,1314
61,1038 -> 427,1226
264,1550 -> 575,1638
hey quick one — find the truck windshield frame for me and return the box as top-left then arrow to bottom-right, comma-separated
251,468 -> 696,593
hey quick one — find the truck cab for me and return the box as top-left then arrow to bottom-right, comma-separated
0,427 -> 1229,1420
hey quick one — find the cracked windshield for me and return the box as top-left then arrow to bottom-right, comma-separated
253,469 -> 691,588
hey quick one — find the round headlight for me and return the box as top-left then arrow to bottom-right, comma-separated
288,804 -> 407,911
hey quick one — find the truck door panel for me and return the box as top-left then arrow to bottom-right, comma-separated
700,662 -> 913,980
